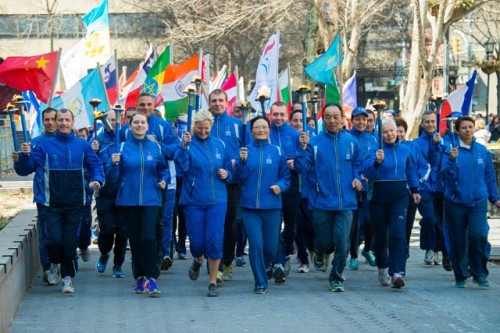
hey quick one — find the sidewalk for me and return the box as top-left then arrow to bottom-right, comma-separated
6,211 -> 500,333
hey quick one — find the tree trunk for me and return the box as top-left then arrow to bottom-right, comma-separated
496,70 -> 500,117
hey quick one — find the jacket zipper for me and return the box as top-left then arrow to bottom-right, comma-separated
394,146 -> 398,176
334,136 -> 342,210
256,145 -> 263,208
205,141 -> 216,203
139,141 -> 144,206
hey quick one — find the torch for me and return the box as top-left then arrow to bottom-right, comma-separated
113,103 -> 124,151
191,76 -> 202,112
4,103 -> 19,151
239,101 -> 251,147
309,92 -> 319,135
184,85 -> 197,133
12,95 -> 29,143
431,96 -> 444,134
89,98 -> 102,140
372,100 -> 386,149
255,85 -> 270,116
297,85 -> 311,134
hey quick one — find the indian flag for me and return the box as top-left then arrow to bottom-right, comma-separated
162,53 -> 200,121
142,45 -> 171,99
278,68 -> 292,112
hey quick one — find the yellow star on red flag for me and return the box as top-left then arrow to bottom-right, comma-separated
35,56 -> 49,69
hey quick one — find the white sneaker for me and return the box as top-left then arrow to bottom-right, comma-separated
61,276 -> 74,294
378,268 -> 391,286
433,251 -> 441,265
47,264 -> 61,286
297,263 -> 309,273
424,250 -> 434,265
391,273 -> 405,289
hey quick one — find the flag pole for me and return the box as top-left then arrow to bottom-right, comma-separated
114,49 -> 120,105
48,48 -> 62,107
235,65 -> 240,101
97,63 -> 111,110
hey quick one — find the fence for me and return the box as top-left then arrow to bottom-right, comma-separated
0,126 -> 14,175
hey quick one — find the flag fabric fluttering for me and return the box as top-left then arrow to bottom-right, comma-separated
0,51 -> 58,103
439,70 -> 477,134
22,90 -> 42,139
124,47 -> 155,108
221,72 -> 238,115
202,54 -> 210,93
82,0 -> 111,68
342,72 -> 357,117
249,33 -> 281,113
278,68 -> 292,112
304,34 -> 342,86
48,68 -> 108,130
162,53 -> 201,121
142,45 -> 171,100
61,39 -> 87,88
210,65 -> 227,93
100,55 -> 117,104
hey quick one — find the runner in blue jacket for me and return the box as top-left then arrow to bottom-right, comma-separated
363,119 -> 420,289
294,104 -> 363,292
15,109 -> 104,294
233,116 -> 290,294
176,110 -> 232,297
440,116 -> 500,288
109,113 -> 168,297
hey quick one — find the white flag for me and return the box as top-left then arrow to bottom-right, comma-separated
61,39 -> 87,88
249,33 -> 280,113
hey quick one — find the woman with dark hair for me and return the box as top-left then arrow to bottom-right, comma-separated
488,116 -> 500,142
441,116 -> 500,288
110,113 -> 168,297
234,115 -> 291,294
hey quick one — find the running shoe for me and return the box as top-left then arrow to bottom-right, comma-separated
177,253 -> 187,260
160,256 -> 173,271
235,256 -> 247,267
349,258 -> 359,270
112,266 -> 125,278
42,270 -> 50,284
433,251 -> 441,265
207,283 -> 219,297
96,254 -> 109,273
222,265 -> 233,281
361,250 -> 377,267
147,278 -> 161,296
266,265 -> 273,280
273,264 -> 286,283
313,254 -> 326,272
47,264 -> 60,286
330,280 -> 344,292
473,277 -> 490,288
189,259 -> 202,281
216,271 -> 224,284
378,268 -> 391,286
455,280 -> 467,288
424,250 -> 434,265
61,276 -> 74,294
391,273 -> 405,289
134,277 -> 146,294
284,256 -> 291,276
442,256 -> 453,271
297,263 -> 309,273
80,248 -> 90,262
254,285 -> 267,294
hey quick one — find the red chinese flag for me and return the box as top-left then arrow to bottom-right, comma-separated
0,51 -> 58,103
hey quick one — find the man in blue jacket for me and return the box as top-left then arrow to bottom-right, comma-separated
269,102 -> 302,283
16,109 -> 104,294
209,89 -> 243,283
12,107 -> 57,284
295,103 -> 363,292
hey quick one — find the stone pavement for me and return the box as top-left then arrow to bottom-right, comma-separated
7,217 -> 500,333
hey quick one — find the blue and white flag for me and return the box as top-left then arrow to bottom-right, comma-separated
22,90 -> 42,139
82,0 -> 110,68
48,68 -> 108,130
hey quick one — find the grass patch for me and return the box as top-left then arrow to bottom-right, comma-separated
0,217 -> 9,231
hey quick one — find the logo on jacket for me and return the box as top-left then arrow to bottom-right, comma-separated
215,148 -> 221,159
266,154 -> 273,165
225,126 -> 232,136
147,151 -> 153,161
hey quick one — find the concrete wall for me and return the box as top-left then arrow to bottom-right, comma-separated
0,209 -> 39,333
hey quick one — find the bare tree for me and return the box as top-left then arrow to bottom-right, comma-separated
401,0 -> 493,135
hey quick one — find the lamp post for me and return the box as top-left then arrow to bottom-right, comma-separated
481,38 -> 497,117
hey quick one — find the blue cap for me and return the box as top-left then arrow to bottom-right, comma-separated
449,111 -> 463,118
352,107 -> 368,117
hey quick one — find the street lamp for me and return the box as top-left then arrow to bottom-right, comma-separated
480,38 -> 498,118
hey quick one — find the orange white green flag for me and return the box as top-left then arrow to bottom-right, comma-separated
162,53 -> 201,121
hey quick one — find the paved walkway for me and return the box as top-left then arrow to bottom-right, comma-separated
7,215 -> 500,333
